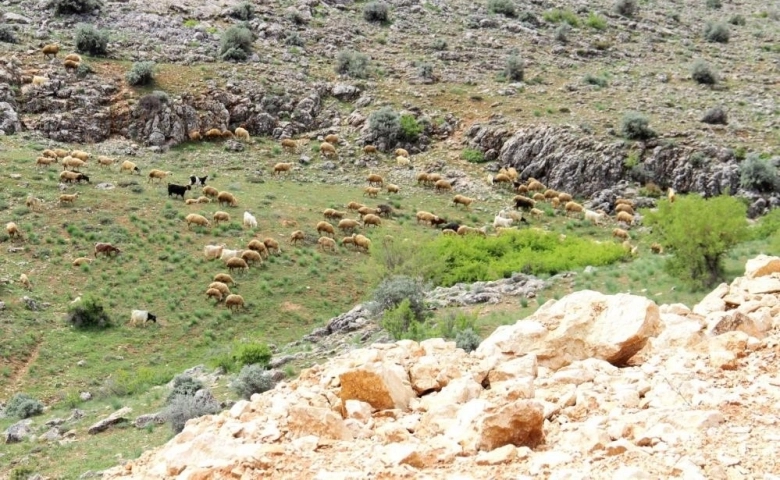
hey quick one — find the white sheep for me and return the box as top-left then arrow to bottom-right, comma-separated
6,221 -> 22,239
203,244 -> 226,260
243,211 -> 258,229
129,310 -> 157,327
19,273 -> 32,290
584,209 -> 606,225
220,248 -> 244,262
493,215 -> 513,229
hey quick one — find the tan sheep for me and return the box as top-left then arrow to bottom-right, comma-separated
367,174 -> 384,187
316,221 -> 336,237
203,244 -> 225,260
415,211 -> 441,226
347,201 -> 365,212
453,194 -> 474,209
120,160 -> 140,174
42,43 -> 59,59
64,59 -> 79,72
357,206 -> 378,217
25,196 -> 42,212
202,186 -> 219,198
204,128 -> 223,140
386,184 -> 400,194
615,203 -> 635,216
341,236 -> 356,249
42,149 -> 58,158
491,173 -> 512,186
197,196 -> 211,204
53,148 -> 69,158
97,156 -> 114,168
324,134 -> 339,145
363,145 -> 378,155
206,288 -> 223,303
442,229 -> 457,236
185,213 -> 210,229
338,219 -> 360,233
353,233 -> 372,252
612,228 -> 630,240
394,148 -> 409,158
247,239 -> 269,258
59,193 -> 79,205
217,191 -> 238,207
36,156 -> 56,168
225,294 -> 246,313
318,236 -> 337,252
426,173 -> 442,185
396,156 -> 411,167
213,211 -> 231,225
189,130 -> 202,142
457,225 -> 487,237
185,199 -> 199,205
64,53 -> 82,63
323,209 -> 346,220
226,257 -> 249,274
208,282 -> 231,297
530,208 -> 544,218
147,169 -> 172,183
564,201 -> 584,215
6,222 -> 22,239
62,157 -> 87,171
363,214 -> 382,228
221,130 -> 234,139
263,238 -> 281,254
363,187 -> 380,198
416,172 -> 429,185
584,209 -> 606,226
543,189 -> 559,200
70,150 -> 90,161
651,243 -> 664,254
289,230 -> 305,245
515,184 -> 529,194
320,142 -> 337,158
615,198 -> 634,208
527,180 -> 546,192
72,257 -> 92,267
551,197 -> 561,209
616,211 -> 634,225
234,127 -> 250,142
213,273 -> 236,286
558,192 -> 573,203
532,192 -> 545,202
273,162 -> 293,175
506,167 -> 518,180
281,138 -> 298,153
434,179 -> 452,193
19,273 -> 32,290
241,249 -> 263,266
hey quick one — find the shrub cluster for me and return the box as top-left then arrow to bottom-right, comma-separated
49,0 -> 103,14
163,391 -> 220,433
462,148 -> 486,163
704,21 -> 730,43
739,154 -> 780,193
75,24 -> 109,55
583,73 -> 608,88
585,11 -> 607,30
504,54 -> 524,81
706,0 -> 722,9
368,106 -> 401,141
0,25 -> 17,44
125,61 -> 156,86
691,59 -> 717,85
701,106 -> 728,125
431,38 -> 447,51
335,50 -> 370,78
620,112 -> 656,140
165,375 -> 204,404
5,393 -> 44,419
363,1 -> 390,22
233,343 -> 272,368
231,364 -> 275,399
66,295 -> 110,329
487,0 -> 516,18
284,31 -> 304,47
229,1 -> 254,20
368,275 -> 429,319
76,62 -> 93,79
399,114 -> 422,142
417,63 -> 434,81
614,0 -> 637,17
219,26 -> 253,61
554,24 -> 571,43
543,8 -> 578,26
455,328 -> 482,353
728,14 -> 746,26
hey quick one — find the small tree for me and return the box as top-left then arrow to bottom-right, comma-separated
363,1 -> 389,23
620,112 -> 656,140
691,59 -> 717,85
219,26 -> 253,61
125,61 -> 156,86
66,295 -> 110,329
504,54 -> 524,81
368,107 -> 401,141
399,114 -> 422,142
645,194 -> 748,289
75,24 -> 109,56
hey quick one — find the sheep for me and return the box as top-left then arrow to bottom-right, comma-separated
70,150 -> 90,161
202,186 -> 219,198
363,145 -> 378,156
324,134 -> 339,145
290,230 -> 305,245
97,156 -> 114,168
263,238 -> 281,254
234,127 -> 250,142
217,191 -> 238,207
506,167 -> 518,180
543,189 -> 559,200
616,211 -> 634,226
42,149 -> 58,159
247,239 -> 269,258
213,211 -> 231,225
281,138 -> 299,153
243,211 -> 258,229
273,162 -> 293,175
434,179 -> 452,193
651,243 -> 664,254
530,208 -> 544,218
357,206 -> 378,217
493,214 -> 514,229
584,209 -> 606,225
376,204 -> 394,218
565,201 -> 584,215
341,235 -> 356,248
320,142 -> 337,158
36,156 -> 57,168
120,160 -> 140,174
221,130 -> 234,139
196,196 -> 211,204
185,199 -> 199,205
527,180 -> 546,192
612,228 -> 630,240
416,172 -> 429,185
42,43 -> 59,59
426,173 -> 442,184
148,169 -> 172,183
25,196 -> 42,212
6,222 -> 22,239
213,273 -> 236,286
318,236 -> 337,252
241,249 -> 263,265
189,130 -> 202,142
203,244 -> 226,260
513,195 -> 535,211
338,219 -> 360,233
416,211 -> 438,225
615,198 -> 634,208
532,193 -> 545,202
395,148 -> 409,158
59,193 -> 79,204
226,257 -> 249,274
347,201 -> 365,212
64,53 -> 82,63
363,214 -> 382,228
209,282 -> 231,297
442,229 -> 457,236
129,310 -> 158,327
515,184 -> 529,194
62,157 -> 87,171
225,294 -> 246,313
457,225 -> 487,237
64,59 -> 79,72
206,288 -> 223,303
220,249 -> 244,261
396,156 -> 411,167
367,174 -> 384,187
316,221 -> 336,237
668,187 -> 676,204
353,234 -> 372,252
72,257 -> 92,267
205,128 -> 223,141
453,194 -> 475,209
53,148 -> 69,158
551,198 -> 561,209
185,213 -> 210,229
323,209 -> 346,220
491,173 -> 512,187
615,204 -> 635,216
363,187 -> 380,198
94,242 -> 121,257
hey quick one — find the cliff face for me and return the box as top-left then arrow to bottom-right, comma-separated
104,256 -> 780,479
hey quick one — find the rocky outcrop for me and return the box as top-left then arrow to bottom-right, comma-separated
102,256 -> 780,479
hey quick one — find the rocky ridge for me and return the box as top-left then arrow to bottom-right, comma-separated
103,255 -> 780,479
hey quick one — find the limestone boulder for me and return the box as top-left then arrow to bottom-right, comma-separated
339,363 -> 416,411
744,255 -> 780,279
286,406 -> 353,441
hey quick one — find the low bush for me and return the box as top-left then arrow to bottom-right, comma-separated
706,0 -> 722,9
284,31 -> 304,47
233,342 -> 272,368
620,111 -> 656,140
0,25 -> 17,44
417,63 -> 434,81
229,1 -> 254,20
368,275 -> 429,319
165,375 -> 204,404
49,0 -> 103,15
431,38 -> 447,50
232,364 -> 275,399
739,154 -> 780,193
691,59 -> 717,85
163,391 -> 220,433
585,11 -> 607,30
543,8 -> 578,26
399,114 -> 422,142
462,148 -> 486,163
455,328 -> 482,353
487,0 -> 516,18
704,21 -> 730,43
748,208 -> 780,240
363,1 -> 390,22
504,54 -> 524,81
125,61 -> 155,86
66,295 -> 110,329
219,26 -> 253,61
368,106 -> 401,140
5,393 -> 44,419
728,14 -> 746,26
76,62 -> 93,79
335,50 -> 370,78
75,24 -> 109,55
555,24 -> 571,43
701,106 -> 728,125
583,73 -> 608,87
614,0 -> 637,17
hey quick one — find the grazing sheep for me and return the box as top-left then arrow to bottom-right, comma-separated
241,249 -> 263,265
226,257 -> 249,274
668,187 -> 676,204
206,288 -> 223,303
532,192 -> 545,202
196,196 -> 210,204
6,222 -> 22,239
651,242 -> 664,254
551,198 -> 561,209
225,294 -> 245,313
25,196 -> 42,212
615,198 -> 634,208
527,180 -> 546,192
530,208 -> 544,218
70,150 -> 90,161
338,219 -> 360,233
502,211 -> 529,224
357,206 -> 378,217
453,194 -> 474,209
515,183 -> 529,194
120,160 -> 141,174
367,174 -> 384,187
234,127 -> 250,142
213,273 -> 235,286
64,59 -> 79,72
243,211 -> 258,229
64,53 -> 82,63
347,201 -> 365,212
217,191 -> 238,207
213,211 -> 231,225
491,173 -> 512,187
62,157 -> 87,171
318,236 -> 337,252
320,142 -> 337,158
247,239 -> 269,258
505,167 -> 518,180
97,156 -> 114,168
376,204 -> 394,218
36,156 -> 56,168
72,257 -> 92,267
615,203 -> 635,215
316,221 -> 336,237
323,209 -> 346,220
263,238 -> 281,254
434,179 -> 452,193
221,130 -> 234,139
185,199 -> 198,205
416,172 -> 429,185
289,230 -> 305,245
584,209 -> 606,225
426,173 -> 442,185
394,148 -> 409,158
202,186 -> 219,198
565,201 -> 584,215
42,43 -> 59,59
341,235 -> 356,248
189,130 -> 202,142
203,244 -> 226,260
42,149 -> 58,158
209,282 -> 231,297
59,193 -> 79,205
457,225 -> 487,237
363,187 -> 380,198
273,162 -> 293,175
129,310 -> 158,327
513,195 -> 535,211
612,228 -> 630,240
148,169 -> 172,183
94,242 -> 121,257
543,189 -> 559,200
363,145 -> 378,155
324,134 -> 339,145
616,211 -> 634,225
416,211 -> 437,225
396,156 -> 411,167
353,234 -> 372,252
205,128 -> 223,140
281,138 -> 298,153
185,213 -> 210,229
363,214 -> 382,228
442,229 -> 457,236
53,148 -> 69,158
19,274 -> 32,290
220,249 -> 244,262
385,184 -> 400,195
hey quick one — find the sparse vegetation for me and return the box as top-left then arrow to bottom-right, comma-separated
504,54 -> 524,81
462,148 -> 486,163
585,11 -> 607,30
0,25 -> 17,44
233,343 -> 272,368
620,112 -> 656,140
5,393 -> 44,419
704,21 -> 730,43
219,25 -> 253,61
48,0 -> 103,15
75,24 -> 109,55
231,364 -> 276,399
614,0 -> 637,17
487,0 -> 516,17
335,50 -> 370,78
691,59 -> 718,85
125,61 -> 156,86
66,295 -> 110,329
363,1 -> 390,23
739,154 -> 780,193
229,1 -> 254,21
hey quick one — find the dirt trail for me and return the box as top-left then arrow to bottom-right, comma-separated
2,340 -> 41,397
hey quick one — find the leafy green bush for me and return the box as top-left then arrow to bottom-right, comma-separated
163,392 -> 220,433
381,299 -> 423,340
363,1 -> 390,22
455,328 -> 482,353
487,0 -> 516,17
704,21 -> 730,43
749,208 -> 780,240
431,38 -> 447,50
583,73 -> 608,88
10,467 -> 36,480
399,114 -> 423,142
125,61 -> 156,86
233,343 -> 272,368
369,275 -> 429,320
66,295 -> 110,329
232,364 -> 275,399
691,59 -> 717,85
462,148 -> 486,163
368,106 -> 401,140
76,62 -> 93,79
165,375 -> 204,404
585,11 -> 607,30
706,0 -> 722,9
219,26 -> 253,61
335,50 -> 370,78
728,14 -> 746,26
645,195 -> 748,289
739,154 -> 780,193
504,54 -> 524,81
701,106 -> 727,125
543,8 -> 579,26
284,31 -> 304,47
0,25 -> 17,44
229,1 -> 254,20
614,0 -> 637,17
620,111 -> 656,140
49,0 -> 103,14
75,24 -> 109,55
5,393 -> 44,419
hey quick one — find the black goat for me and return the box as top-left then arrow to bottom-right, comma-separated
75,173 -> 90,184
440,222 -> 461,231
168,183 -> 191,199
376,204 -> 394,218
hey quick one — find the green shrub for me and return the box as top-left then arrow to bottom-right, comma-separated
125,61 -> 156,86
691,59 -> 717,85
76,62 -> 93,79
165,375 -> 204,404
229,1 -> 254,20
363,1 -> 389,22
728,14 -> 746,26
701,106 -> 728,125
219,26 -> 253,61
66,295 -> 110,329
749,208 -> 780,240
233,343 -> 272,368
369,275 -> 429,320
368,106 -> 401,140
399,114 -> 422,142
543,8 -> 578,26
75,24 -> 109,55
504,54 -> 524,81
585,11 -> 607,30
417,63 -> 434,81
706,0 -> 722,9
462,148 -> 486,163
163,392 -> 220,433
284,31 -> 304,47
739,154 -> 780,193
704,21 -> 730,43
455,328 -> 482,352
10,467 -> 36,480
614,0 -> 637,17
487,0 -> 516,17
381,299 -> 425,340
620,111 -> 656,140
49,0 -> 103,14
554,24 -> 571,43
583,73 -> 608,87
0,25 -> 17,44
5,393 -> 44,419
335,50 -> 370,78
431,38 -> 447,50
231,364 -> 275,399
